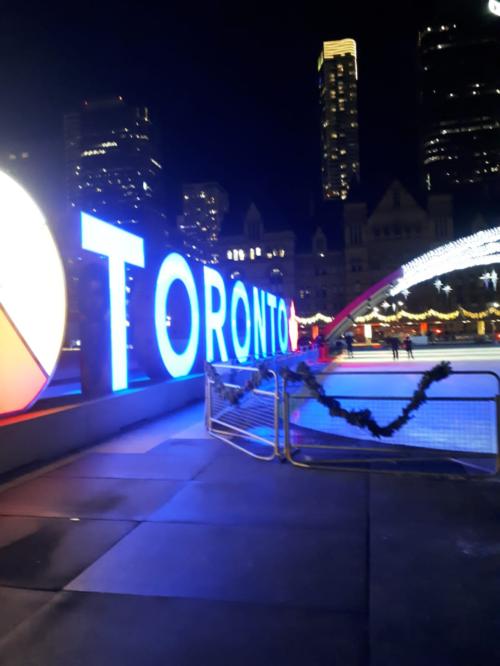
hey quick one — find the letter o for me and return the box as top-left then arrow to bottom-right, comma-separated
230,281 -> 251,363
154,253 -> 200,377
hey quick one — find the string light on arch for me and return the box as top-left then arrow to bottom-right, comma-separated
295,312 -> 333,326
355,306 -> 500,324
479,269 -> 498,290
491,269 -> 498,290
442,284 -> 453,297
390,226 -> 500,297
323,226 -> 500,343
480,271 -> 491,288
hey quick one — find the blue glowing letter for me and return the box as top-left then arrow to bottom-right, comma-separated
267,293 -> 277,353
203,266 -> 228,363
81,213 -> 145,391
253,287 -> 267,358
155,252 -> 200,378
230,280 -> 251,363
277,298 -> 288,354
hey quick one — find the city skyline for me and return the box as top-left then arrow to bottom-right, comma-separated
0,1 -> 497,241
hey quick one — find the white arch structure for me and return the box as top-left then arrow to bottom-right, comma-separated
324,226 -> 500,340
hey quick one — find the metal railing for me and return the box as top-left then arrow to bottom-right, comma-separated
283,370 -> 500,474
206,363 -> 281,460
205,363 -> 500,475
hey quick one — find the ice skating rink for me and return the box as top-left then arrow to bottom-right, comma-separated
290,346 -> 500,454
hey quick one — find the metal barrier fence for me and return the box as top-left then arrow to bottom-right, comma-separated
205,363 -> 500,474
206,363 -> 280,460
283,370 -> 500,474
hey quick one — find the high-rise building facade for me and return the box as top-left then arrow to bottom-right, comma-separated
419,23 -> 500,195
178,182 -> 229,263
318,38 -> 360,201
64,97 -> 166,231
295,228 -> 345,317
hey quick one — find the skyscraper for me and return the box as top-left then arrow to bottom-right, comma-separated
419,22 -> 500,196
64,97 -> 166,231
318,39 -> 360,201
178,182 -> 229,263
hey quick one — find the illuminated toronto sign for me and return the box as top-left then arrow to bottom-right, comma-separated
0,171 -> 67,417
81,213 -> 291,391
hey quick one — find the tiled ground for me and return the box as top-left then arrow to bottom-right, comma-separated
0,401 -> 499,664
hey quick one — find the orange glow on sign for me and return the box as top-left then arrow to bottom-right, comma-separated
0,307 -> 48,415
0,171 -> 66,417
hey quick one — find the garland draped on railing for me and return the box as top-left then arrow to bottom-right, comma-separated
280,361 -> 452,438
205,362 -> 273,405
206,359 -> 453,438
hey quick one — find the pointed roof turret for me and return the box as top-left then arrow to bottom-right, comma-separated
244,202 -> 264,240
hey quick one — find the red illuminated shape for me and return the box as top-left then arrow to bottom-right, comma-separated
288,301 -> 299,351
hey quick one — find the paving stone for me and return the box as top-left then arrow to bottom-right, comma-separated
0,587 -> 53,640
67,521 -> 366,611
94,403 -> 207,453
48,448 -> 217,481
0,591 -> 367,666
370,497 -> 500,665
0,477 -> 184,520
0,516 -> 135,589
150,476 -> 367,528
370,474 -> 500,527
194,444 -> 327,482
148,437 -> 223,455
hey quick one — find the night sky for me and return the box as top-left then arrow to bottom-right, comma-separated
0,0 -> 492,242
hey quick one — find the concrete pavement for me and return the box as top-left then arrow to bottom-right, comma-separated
0,401 -> 499,664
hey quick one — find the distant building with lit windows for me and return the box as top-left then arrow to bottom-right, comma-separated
343,180 -> 453,304
178,182 -> 229,263
419,23 -> 500,196
218,204 -> 296,299
64,97 -> 166,231
318,38 -> 360,201
295,228 -> 345,316
218,205 -> 346,313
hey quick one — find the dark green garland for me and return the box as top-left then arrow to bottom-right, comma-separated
206,359 -> 453,439
280,360 -> 453,438
205,361 -> 274,405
